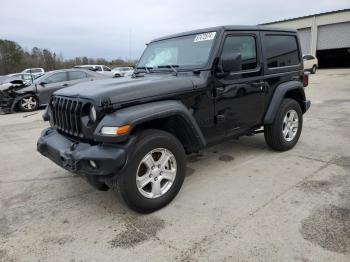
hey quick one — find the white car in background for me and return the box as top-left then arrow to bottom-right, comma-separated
112,67 -> 134,77
21,68 -> 45,76
303,54 -> 318,74
73,65 -> 117,77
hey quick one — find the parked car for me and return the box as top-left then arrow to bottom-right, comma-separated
37,25 -> 310,213
303,54 -> 318,74
73,65 -> 117,77
0,69 -> 106,113
5,73 -> 42,84
21,68 -> 45,76
112,67 -> 134,77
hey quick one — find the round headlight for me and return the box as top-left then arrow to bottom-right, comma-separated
89,105 -> 97,123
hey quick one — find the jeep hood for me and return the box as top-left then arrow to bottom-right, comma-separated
54,74 -> 201,106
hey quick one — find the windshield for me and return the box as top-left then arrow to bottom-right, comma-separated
137,32 -> 217,69
33,73 -> 46,83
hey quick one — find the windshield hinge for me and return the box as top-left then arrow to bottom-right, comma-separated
101,97 -> 113,113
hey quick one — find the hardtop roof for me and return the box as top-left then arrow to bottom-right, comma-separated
151,25 -> 297,43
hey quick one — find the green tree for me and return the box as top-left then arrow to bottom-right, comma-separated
0,39 -> 24,75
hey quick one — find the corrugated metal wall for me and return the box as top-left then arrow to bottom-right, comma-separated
297,28 -> 311,54
317,22 -> 350,50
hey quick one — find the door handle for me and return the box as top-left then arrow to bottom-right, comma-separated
62,83 -> 69,87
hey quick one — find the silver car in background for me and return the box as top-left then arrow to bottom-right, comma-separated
73,65 -> 117,77
112,67 -> 134,77
0,69 -> 106,113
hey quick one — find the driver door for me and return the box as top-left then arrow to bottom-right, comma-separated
214,31 -> 266,136
37,72 -> 69,104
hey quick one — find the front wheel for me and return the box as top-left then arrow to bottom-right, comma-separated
115,129 -> 186,213
264,99 -> 303,151
18,96 -> 39,112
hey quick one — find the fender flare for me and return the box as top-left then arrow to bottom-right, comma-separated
93,100 -> 206,147
263,81 -> 305,124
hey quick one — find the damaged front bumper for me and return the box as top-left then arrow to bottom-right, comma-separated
37,128 -> 127,178
0,95 -> 15,113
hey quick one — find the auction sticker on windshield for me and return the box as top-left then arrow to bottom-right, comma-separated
194,32 -> 216,42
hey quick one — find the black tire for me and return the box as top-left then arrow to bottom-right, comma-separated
311,65 -> 317,74
115,129 -> 186,213
18,95 -> 39,112
264,99 -> 303,151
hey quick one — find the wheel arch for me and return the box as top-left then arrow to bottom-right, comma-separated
12,92 -> 40,111
264,81 -> 307,125
94,100 -> 206,152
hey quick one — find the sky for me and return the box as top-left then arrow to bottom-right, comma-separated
1,0 -> 349,60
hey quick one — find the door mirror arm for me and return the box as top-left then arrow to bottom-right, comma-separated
215,63 -> 226,79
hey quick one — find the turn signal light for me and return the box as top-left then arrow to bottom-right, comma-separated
101,125 -> 131,136
116,125 -> 131,135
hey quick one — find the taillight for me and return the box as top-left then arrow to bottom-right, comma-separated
303,72 -> 309,87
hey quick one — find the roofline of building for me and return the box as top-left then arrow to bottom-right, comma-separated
260,8 -> 350,25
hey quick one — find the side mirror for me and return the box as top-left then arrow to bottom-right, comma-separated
40,82 -> 46,86
221,52 -> 242,73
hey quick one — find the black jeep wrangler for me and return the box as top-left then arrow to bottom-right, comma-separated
37,26 -> 310,212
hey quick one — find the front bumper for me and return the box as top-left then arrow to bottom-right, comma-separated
37,128 -> 127,176
0,95 -> 15,113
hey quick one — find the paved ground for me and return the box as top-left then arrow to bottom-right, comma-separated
1,69 -> 350,262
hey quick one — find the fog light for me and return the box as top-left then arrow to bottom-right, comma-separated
89,160 -> 97,169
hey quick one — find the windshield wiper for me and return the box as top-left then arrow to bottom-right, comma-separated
157,65 -> 179,76
135,66 -> 153,74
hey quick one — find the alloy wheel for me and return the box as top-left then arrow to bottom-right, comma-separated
21,97 -> 37,110
136,148 -> 177,199
282,109 -> 299,142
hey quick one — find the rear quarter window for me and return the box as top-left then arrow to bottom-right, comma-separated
264,35 -> 300,68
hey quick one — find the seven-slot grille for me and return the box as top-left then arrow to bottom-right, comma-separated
51,96 -> 83,137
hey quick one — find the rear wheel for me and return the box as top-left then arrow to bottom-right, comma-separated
18,96 -> 39,112
115,129 -> 186,213
264,99 -> 303,151
311,65 -> 317,74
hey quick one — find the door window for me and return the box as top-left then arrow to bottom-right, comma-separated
45,72 -> 68,84
69,71 -> 88,80
221,35 -> 258,71
30,69 -> 42,73
22,74 -> 33,81
103,66 -> 111,71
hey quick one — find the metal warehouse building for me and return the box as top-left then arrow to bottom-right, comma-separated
262,9 -> 350,68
